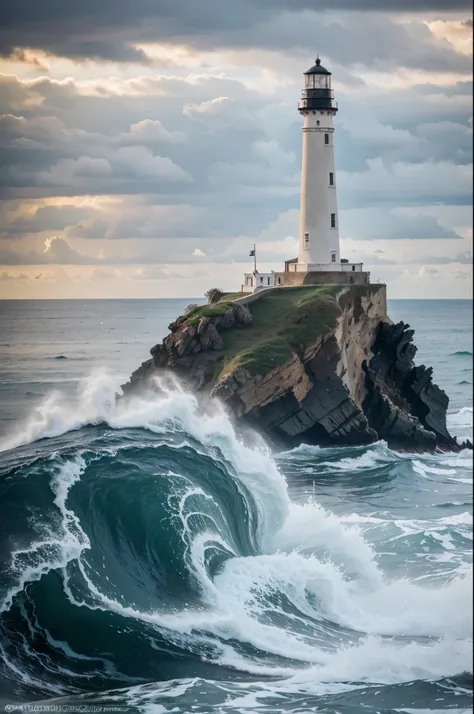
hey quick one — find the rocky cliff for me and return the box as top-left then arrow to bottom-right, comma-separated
123,285 -> 470,452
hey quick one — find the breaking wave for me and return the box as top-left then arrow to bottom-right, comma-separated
0,374 -> 472,713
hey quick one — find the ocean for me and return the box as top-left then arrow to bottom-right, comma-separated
0,298 -> 472,714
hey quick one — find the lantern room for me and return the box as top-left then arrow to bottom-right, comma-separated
298,57 -> 337,113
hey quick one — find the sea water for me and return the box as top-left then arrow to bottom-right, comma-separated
0,298 -> 472,714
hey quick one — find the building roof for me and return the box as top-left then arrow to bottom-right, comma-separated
304,57 -> 331,75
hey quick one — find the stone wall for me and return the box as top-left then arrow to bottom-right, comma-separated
234,287 -> 282,306
274,270 -> 371,286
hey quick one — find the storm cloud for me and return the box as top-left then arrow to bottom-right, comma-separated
0,0 -> 472,63
0,0 -> 472,298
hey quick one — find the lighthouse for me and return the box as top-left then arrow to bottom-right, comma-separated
243,57 -> 369,292
297,57 -> 340,270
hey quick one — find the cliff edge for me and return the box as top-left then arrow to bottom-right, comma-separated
123,285 -> 470,452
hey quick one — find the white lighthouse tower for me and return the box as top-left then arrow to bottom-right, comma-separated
242,56 -> 368,292
297,57 -> 340,271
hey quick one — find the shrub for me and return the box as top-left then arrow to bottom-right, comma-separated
205,288 -> 224,304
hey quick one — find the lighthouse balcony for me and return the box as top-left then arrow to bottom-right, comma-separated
303,262 -> 364,273
298,88 -> 337,112
274,265 -> 371,287
298,99 -> 338,112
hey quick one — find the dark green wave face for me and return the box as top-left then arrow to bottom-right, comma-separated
0,387 -> 472,714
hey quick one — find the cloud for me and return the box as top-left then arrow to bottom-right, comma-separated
357,253 -> 397,265
0,1 -> 471,66
0,270 -> 28,280
0,113 -> 67,144
43,236 -> 102,263
133,266 -> 169,280
114,146 -> 191,180
418,265 -> 441,276
37,158 -> 113,187
0,3 -> 472,301
340,207 -> 463,240
89,268 -> 119,280
0,69 -> 470,220
409,250 -> 472,264
336,104 -> 473,169
339,159 -> 472,209
3,205 -> 91,235
118,119 -> 187,145
0,236 -> 107,265
453,269 -> 472,280
68,220 -> 108,239
0,234 -> 221,266
184,97 -> 259,131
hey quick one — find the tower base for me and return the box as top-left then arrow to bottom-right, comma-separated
274,270 -> 371,287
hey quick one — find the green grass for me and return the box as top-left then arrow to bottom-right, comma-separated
185,301 -> 234,326
185,293 -> 252,324
206,285 -> 342,380
179,284 -> 384,382
347,284 -> 385,297
218,291 -> 252,302
221,338 -> 295,379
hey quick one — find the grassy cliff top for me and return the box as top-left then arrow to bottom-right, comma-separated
184,284 -> 384,380
182,286 -> 334,379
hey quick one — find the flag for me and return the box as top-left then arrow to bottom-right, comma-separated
249,249 -> 255,257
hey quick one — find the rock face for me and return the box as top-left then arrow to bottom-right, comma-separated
124,302 -> 253,394
362,322 -> 455,450
123,287 -> 470,452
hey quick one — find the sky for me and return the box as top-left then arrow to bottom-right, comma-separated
0,0 -> 472,299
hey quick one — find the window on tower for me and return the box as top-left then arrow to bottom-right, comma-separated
316,120 -> 320,126
314,75 -> 329,89
331,252 -> 336,263
324,133 -> 329,145
330,213 -> 336,228
329,172 -> 334,186
304,233 -> 309,248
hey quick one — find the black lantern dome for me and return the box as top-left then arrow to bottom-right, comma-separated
304,57 -> 331,75
298,56 -> 337,113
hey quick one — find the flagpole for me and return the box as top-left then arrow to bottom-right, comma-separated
254,243 -> 257,274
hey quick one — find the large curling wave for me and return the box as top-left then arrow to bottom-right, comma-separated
0,373 -> 471,712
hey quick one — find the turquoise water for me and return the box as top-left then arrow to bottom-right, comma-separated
0,299 -> 472,713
